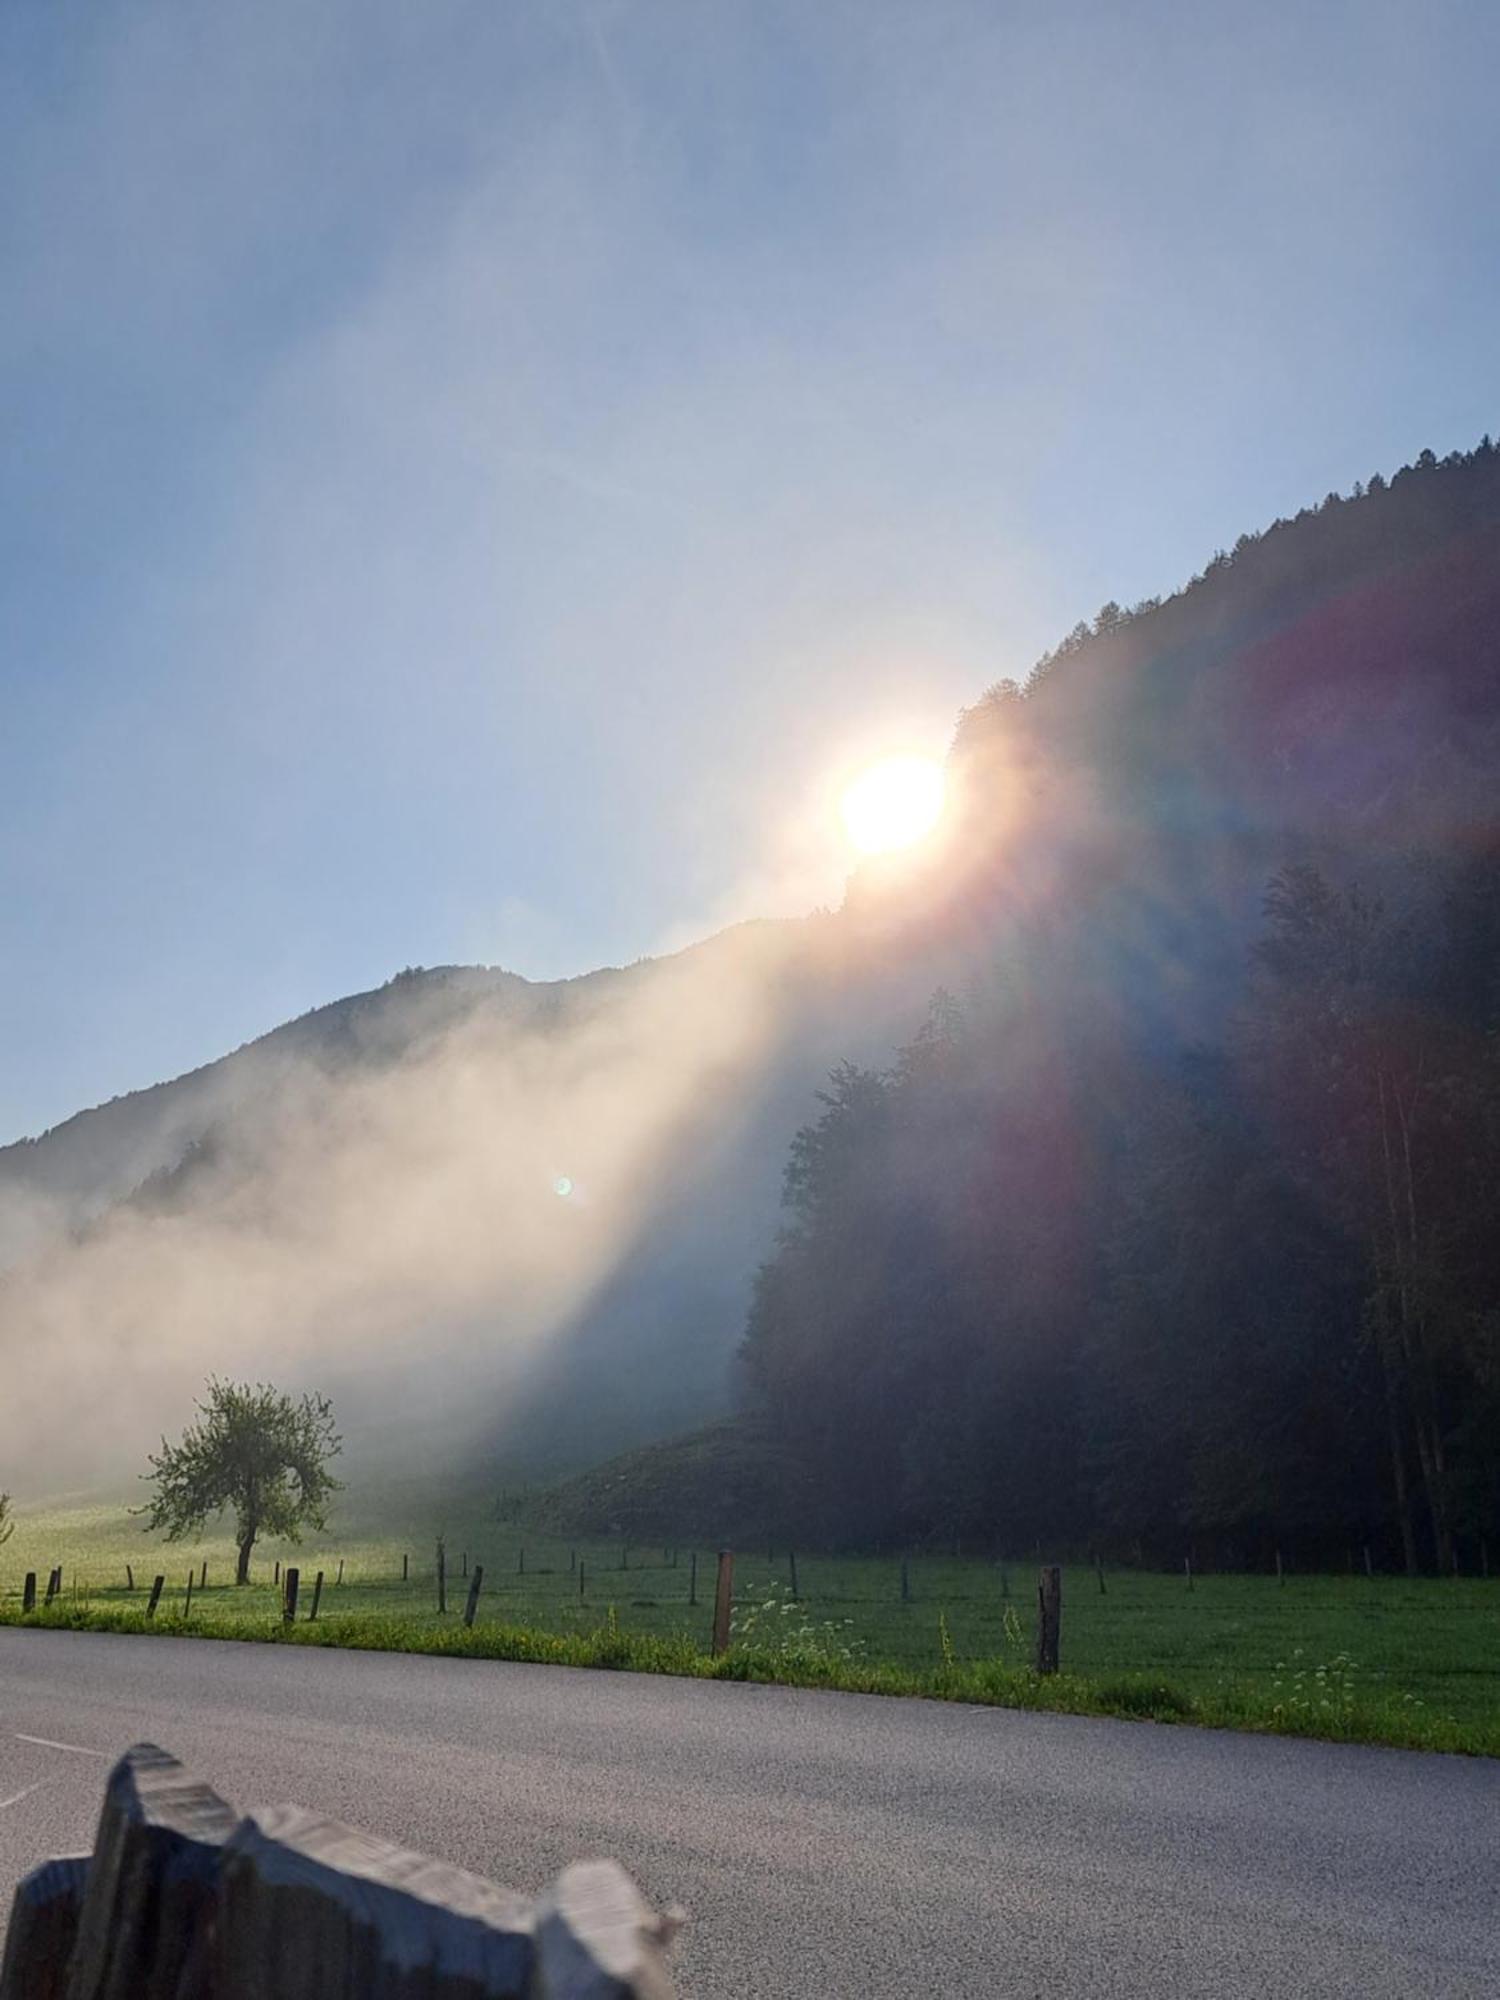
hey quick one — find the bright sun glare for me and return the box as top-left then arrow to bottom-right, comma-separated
840,755 -> 946,855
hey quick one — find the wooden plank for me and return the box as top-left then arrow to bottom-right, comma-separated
464,1565 -> 484,1628
66,1742 -> 237,2000
0,1854 -> 89,2000
215,1803 -> 536,1998
532,1859 -> 677,1999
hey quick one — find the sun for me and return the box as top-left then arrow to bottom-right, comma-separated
840,755 -> 946,854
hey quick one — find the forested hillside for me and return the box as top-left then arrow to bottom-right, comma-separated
742,442 -> 1500,1570
4,442 -> 1498,1534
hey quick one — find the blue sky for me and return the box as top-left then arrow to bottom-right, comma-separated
3,0 -> 1498,1140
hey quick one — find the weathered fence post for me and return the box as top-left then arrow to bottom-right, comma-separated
274,1561 -> 280,1589
146,1576 -> 164,1619
436,1540 -> 446,1615
184,1573 -> 194,1619
309,1572 -> 324,1622
518,1548 -> 525,1575
402,1552 -> 408,1582
336,1560 -> 343,1586
283,1568 -> 300,1624
0,1853 -> 88,2000
125,1565 -> 134,1593
4,1748 -> 683,2000
579,1561 -> 586,1600
711,1551 -> 734,1656
45,1568 -> 60,1606
64,1743 -> 236,2000
461,1552 -> 468,1579
688,1551 -> 697,1607
464,1565 -> 484,1629
22,1573 -> 36,1613
1036,1565 -> 1061,1675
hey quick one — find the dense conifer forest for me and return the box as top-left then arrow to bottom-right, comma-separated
740,442 -> 1500,1569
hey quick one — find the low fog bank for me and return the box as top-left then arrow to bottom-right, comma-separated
0,910 -> 951,1500
0,924 -> 804,1492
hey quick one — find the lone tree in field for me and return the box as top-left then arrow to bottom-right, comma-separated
140,1380 -> 341,1585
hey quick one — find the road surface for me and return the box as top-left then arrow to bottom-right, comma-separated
1,1628 -> 1496,1996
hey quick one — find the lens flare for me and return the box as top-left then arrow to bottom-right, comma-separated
840,756 -> 945,854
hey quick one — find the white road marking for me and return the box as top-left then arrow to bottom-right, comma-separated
14,1733 -> 108,1760
0,1783 -> 44,1812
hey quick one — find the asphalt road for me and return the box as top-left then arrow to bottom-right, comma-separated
1,1630 -> 1496,1996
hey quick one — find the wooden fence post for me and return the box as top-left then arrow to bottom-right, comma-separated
64,1743 -> 236,2000
125,1565 -> 134,1593
464,1565 -> 484,1628
146,1576 -> 164,1619
688,1551 -> 697,1607
0,1853 -> 88,2000
282,1568 -> 299,1624
309,1572 -> 324,1622
711,1551 -> 734,1656
184,1573 -> 193,1619
461,1552 -> 468,1579
45,1569 -> 59,1606
1036,1565 -> 1061,1675
402,1552 -> 408,1582
578,1561 -> 586,1600
274,1561 -> 280,1589
336,1560 -> 343,1586
436,1541 -> 446,1615
22,1573 -> 36,1613
518,1548 -> 525,1575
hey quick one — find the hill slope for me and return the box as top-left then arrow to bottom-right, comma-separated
4,441 -> 1498,1507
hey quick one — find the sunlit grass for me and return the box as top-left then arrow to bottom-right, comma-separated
3,1494 -> 1496,1755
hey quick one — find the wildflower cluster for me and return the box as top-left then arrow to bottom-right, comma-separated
729,1582 -> 865,1665
1268,1647 -> 1360,1721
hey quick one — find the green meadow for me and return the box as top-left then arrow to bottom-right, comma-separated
3,1492 -> 1497,1756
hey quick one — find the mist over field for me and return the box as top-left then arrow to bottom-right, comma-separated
0,927 -> 806,1488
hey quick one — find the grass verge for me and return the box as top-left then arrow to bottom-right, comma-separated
2,1599 -> 1493,1759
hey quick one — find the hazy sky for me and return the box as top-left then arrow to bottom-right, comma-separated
3,0 -> 1497,1141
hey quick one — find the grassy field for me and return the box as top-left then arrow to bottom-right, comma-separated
3,1492 -> 1497,1755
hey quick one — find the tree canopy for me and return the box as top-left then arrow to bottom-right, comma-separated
741,852 -> 1500,1569
140,1380 -> 341,1584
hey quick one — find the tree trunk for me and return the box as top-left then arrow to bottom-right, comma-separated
236,1532 -> 255,1586
1380,1348 -> 1419,1577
